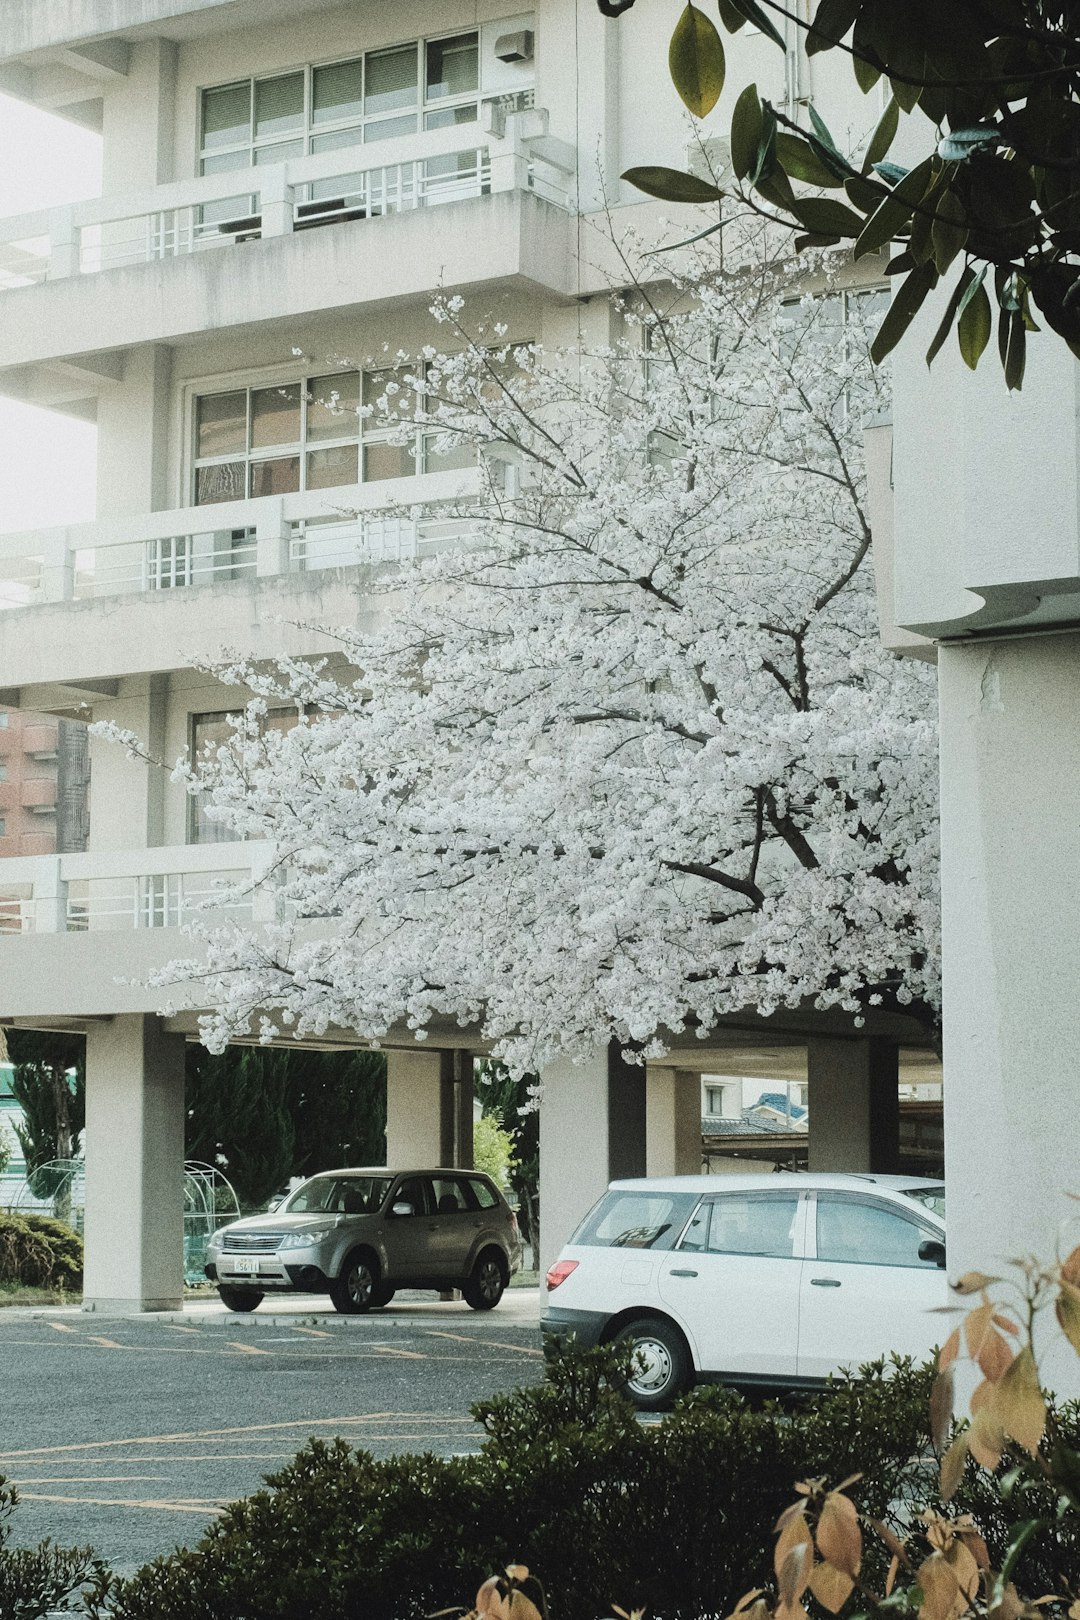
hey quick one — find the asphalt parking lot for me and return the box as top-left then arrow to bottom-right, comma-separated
0,1289 -> 544,1576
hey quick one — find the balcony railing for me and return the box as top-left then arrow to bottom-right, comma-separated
0,475 -> 481,611
0,841 -> 276,934
0,110 -> 574,292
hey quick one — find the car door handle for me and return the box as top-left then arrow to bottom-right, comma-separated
669,1268 -> 698,1278
810,1277 -> 841,1287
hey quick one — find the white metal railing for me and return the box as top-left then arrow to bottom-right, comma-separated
0,472 -> 482,611
0,842 -> 276,935
0,110 -> 574,292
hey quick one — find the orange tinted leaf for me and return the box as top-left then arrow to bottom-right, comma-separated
777,1539 -> 813,1609
504,1566 -> 529,1582
816,1492 -> 862,1577
991,1313 -> 1019,1335
940,1432 -> 969,1501
977,1328 -> 1015,1383
944,1539 -> 980,1602
870,1518 -> 910,1565
917,1553 -> 963,1620
970,1378 -> 995,1413
732,1591 -> 766,1613
931,1367 -> 955,1448
886,1554 -> 900,1596
1061,1244 -> 1080,1286
968,1407 -> 1005,1471
994,1346 -> 1046,1455
963,1303 -> 993,1359
808,1563 -> 855,1613
476,1579 -> 508,1619
939,1327 -> 962,1369
506,1594 -> 542,1620
1057,1280 -> 1080,1356
953,1272 -> 1000,1295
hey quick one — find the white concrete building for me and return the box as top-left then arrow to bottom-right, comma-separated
0,0 -> 937,1310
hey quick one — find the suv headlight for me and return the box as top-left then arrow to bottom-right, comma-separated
278,1228 -> 333,1249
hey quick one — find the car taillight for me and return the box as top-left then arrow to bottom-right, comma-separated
510,1211 -> 520,1235
546,1258 -> 579,1291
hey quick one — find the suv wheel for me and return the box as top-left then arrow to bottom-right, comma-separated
218,1285 -> 264,1313
329,1251 -> 375,1315
463,1250 -> 506,1311
369,1283 -> 396,1308
612,1318 -> 691,1411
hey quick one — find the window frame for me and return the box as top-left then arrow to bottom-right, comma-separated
676,1189 -> 806,1261
196,27 -> 491,180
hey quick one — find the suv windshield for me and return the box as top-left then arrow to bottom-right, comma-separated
284,1175 -> 393,1215
901,1185 -> 945,1221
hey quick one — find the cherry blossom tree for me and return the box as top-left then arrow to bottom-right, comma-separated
147,239 -> 940,1077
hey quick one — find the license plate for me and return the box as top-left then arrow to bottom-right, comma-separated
232,1256 -> 261,1275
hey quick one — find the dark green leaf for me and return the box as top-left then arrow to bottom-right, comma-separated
621,166 -> 726,203
870,261 -> 938,365
755,165 -> 797,211
654,219 -> 725,252
775,132 -> 845,188
957,281 -> 992,369
729,83 -> 762,180
844,174 -> 882,213
852,49 -> 880,93
717,0 -> 785,48
806,0 -> 860,56
717,0 -> 748,30
853,155 -> 935,259
999,304 -> 1026,390
873,161 -> 909,185
926,264 -> 975,367
956,262 -> 987,318
790,196 -> 864,235
750,99 -> 778,186
863,96 -> 899,175
937,125 -> 1000,162
669,4 -> 726,117
794,232 -> 842,250
891,74 -> 923,114
931,187 -> 968,273
807,103 -> 843,160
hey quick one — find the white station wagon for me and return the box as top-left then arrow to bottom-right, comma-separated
542,1172 -> 947,1408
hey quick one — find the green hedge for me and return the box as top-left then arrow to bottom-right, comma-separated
89,1346 -> 939,1620
0,1212 -> 83,1291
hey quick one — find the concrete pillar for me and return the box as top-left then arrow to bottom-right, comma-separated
83,1014 -> 186,1312
439,1049 -> 474,1170
101,39 -> 178,194
96,344 -> 173,518
385,1049 -> 442,1168
645,1065 -> 702,1176
538,1044 -> 646,1276
88,675 -> 172,854
806,1037 -> 899,1172
938,633 -> 1080,1391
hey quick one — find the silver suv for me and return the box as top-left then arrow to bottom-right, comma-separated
205,1167 -> 521,1314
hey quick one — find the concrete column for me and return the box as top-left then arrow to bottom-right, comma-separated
101,39 -> 178,194
82,1014 -> 186,1313
439,1049 -> 474,1170
88,675 -> 172,854
645,1065 -> 702,1176
96,345 -> 173,518
806,1037 -> 899,1172
385,1048 -> 441,1167
538,1044 -> 647,1276
938,633 -> 1080,1391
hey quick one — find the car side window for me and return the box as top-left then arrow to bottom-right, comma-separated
431,1176 -> 470,1214
393,1177 -> 430,1216
467,1176 -> 498,1210
679,1193 -> 801,1259
816,1195 -> 938,1267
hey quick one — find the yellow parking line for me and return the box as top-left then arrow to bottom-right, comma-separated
424,1330 -> 543,1357
225,1340 -> 271,1356
46,1321 -> 79,1335
166,1325 -> 202,1336
0,1412 -> 468,1461
372,1345 -> 426,1360
18,1491 -> 225,1516
289,1325 -> 333,1339
88,1336 -> 127,1350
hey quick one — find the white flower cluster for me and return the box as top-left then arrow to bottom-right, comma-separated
164,243 -> 940,1076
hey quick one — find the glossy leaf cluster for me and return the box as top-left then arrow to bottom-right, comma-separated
614,0 -> 1080,388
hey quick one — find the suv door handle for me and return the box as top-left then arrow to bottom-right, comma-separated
669,1268 -> 698,1278
810,1277 -> 841,1287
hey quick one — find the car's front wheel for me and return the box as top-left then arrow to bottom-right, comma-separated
329,1251 -> 375,1315
612,1318 -> 692,1411
217,1285 -> 264,1313
463,1249 -> 506,1311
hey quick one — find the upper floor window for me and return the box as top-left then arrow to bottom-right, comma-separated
199,31 -> 485,180
192,369 -> 474,505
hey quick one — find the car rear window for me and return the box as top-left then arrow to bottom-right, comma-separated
570,1191 -> 697,1251
468,1176 -> 499,1209
900,1185 -> 945,1221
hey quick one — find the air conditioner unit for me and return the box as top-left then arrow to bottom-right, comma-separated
494,29 -> 534,63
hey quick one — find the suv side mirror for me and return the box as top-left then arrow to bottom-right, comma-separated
918,1237 -> 947,1268
391,1200 -> 415,1217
